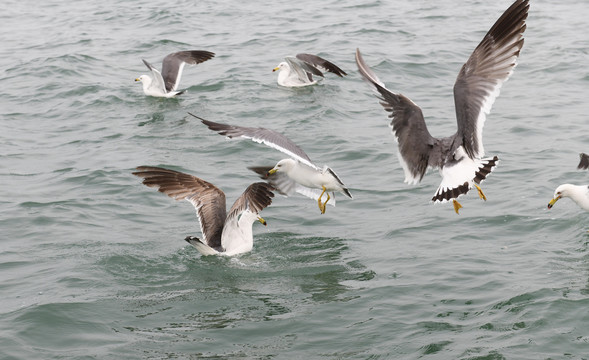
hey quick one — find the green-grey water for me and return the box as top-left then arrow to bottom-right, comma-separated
2,0 -> 589,358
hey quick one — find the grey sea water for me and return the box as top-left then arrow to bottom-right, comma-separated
2,0 -> 589,358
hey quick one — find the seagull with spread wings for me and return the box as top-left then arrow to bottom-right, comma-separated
135,50 -> 215,97
189,113 -> 352,214
133,166 -> 274,256
272,53 -> 347,87
356,0 -> 528,214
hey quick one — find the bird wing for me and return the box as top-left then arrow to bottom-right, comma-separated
453,0 -> 528,159
226,182 -> 275,221
355,49 -> 435,184
191,113 -> 318,170
142,59 -> 167,93
133,166 -> 226,249
296,53 -> 347,77
578,153 -> 589,170
161,50 -> 215,92
284,56 -> 323,82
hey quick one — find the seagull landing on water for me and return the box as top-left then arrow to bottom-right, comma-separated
135,50 -> 215,97
548,153 -> 589,212
356,0 -> 529,214
272,53 -> 347,87
133,166 -> 274,256
188,113 -> 352,214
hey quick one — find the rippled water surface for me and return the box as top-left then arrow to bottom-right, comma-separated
2,0 -> 589,359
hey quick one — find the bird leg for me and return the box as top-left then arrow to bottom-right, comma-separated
320,192 -> 331,214
474,184 -> 487,201
317,186 -> 328,214
452,199 -> 463,214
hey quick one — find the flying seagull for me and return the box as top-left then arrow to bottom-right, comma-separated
273,53 -> 347,87
135,50 -> 215,97
548,153 -> 589,211
355,0 -> 528,214
188,113 -> 352,214
133,166 -> 274,256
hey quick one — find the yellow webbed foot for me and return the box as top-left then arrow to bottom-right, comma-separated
453,199 -> 463,214
474,184 -> 487,201
318,186 -> 327,214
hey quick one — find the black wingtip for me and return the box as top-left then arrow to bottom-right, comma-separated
578,153 -> 589,170
473,156 -> 499,184
432,182 -> 470,203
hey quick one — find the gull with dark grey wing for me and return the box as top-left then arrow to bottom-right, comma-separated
189,113 -> 352,214
133,166 -> 274,256
273,53 -> 347,87
356,0 -> 529,214
135,50 -> 215,97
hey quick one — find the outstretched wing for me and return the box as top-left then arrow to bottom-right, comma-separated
132,166 -> 226,249
454,0 -> 528,159
190,113 -> 318,170
296,53 -> 347,77
226,182 -> 275,220
355,49 -> 435,184
142,59 -> 167,93
161,50 -> 215,92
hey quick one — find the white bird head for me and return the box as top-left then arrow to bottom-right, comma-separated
268,158 -> 296,175
272,62 -> 289,73
548,184 -> 589,210
134,75 -> 151,87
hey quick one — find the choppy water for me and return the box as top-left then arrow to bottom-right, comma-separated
2,0 -> 589,359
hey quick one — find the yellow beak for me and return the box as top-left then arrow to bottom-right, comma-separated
272,67 -> 280,72
258,216 -> 267,226
134,78 -> 141,82
268,168 -> 278,175
547,195 -> 561,209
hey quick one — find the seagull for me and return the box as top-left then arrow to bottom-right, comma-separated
548,153 -> 589,211
355,0 -> 528,214
189,113 -> 352,214
135,50 -> 215,97
132,166 -> 274,256
272,53 -> 347,87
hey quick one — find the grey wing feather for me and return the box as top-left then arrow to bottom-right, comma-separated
142,59 -> 167,92
248,166 -> 298,196
132,166 -> 226,249
578,153 -> 589,170
454,0 -> 528,159
355,49 -> 435,184
161,50 -> 215,92
226,182 -> 275,220
296,53 -> 347,77
285,56 -> 323,82
190,113 -> 317,169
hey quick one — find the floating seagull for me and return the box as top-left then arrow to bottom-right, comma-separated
132,166 -> 274,256
135,50 -> 215,97
355,0 -> 528,214
189,113 -> 352,214
548,153 -> 589,211
272,53 -> 347,87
